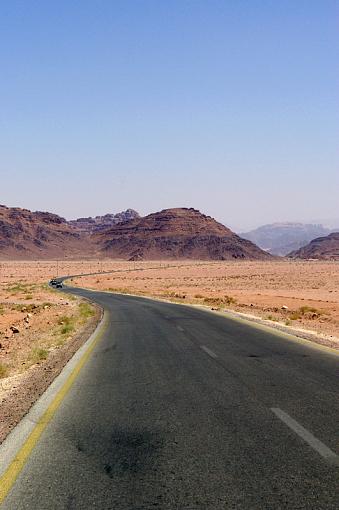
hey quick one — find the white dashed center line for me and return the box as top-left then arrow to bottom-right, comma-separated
200,345 -> 218,359
271,408 -> 339,466
177,326 -> 184,332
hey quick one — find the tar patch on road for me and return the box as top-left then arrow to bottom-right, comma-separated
103,428 -> 164,477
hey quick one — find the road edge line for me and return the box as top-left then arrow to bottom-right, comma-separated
0,310 -> 109,504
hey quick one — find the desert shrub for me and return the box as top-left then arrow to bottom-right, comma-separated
203,297 -> 224,306
174,293 -> 186,299
56,337 -> 66,347
224,295 -> 237,305
58,315 -> 75,335
13,303 -> 39,313
298,305 -> 322,315
106,287 -> 129,294
60,323 -> 74,335
58,315 -> 72,325
289,306 -> 323,321
0,362 -> 8,378
162,291 -> 177,298
41,302 -> 53,308
203,295 -> 237,307
7,283 -> 27,293
29,347 -> 48,364
289,311 -> 302,321
7,282 -> 37,294
79,302 -> 95,318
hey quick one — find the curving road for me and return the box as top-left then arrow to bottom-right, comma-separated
1,286 -> 339,509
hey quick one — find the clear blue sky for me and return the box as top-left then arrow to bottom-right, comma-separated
1,0 -> 338,230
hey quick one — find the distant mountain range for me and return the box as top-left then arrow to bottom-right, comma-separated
288,232 -> 339,260
2,204 -> 338,260
0,205 -> 272,260
240,222 -> 337,256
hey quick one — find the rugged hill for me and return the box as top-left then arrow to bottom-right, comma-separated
0,205 -> 274,260
68,209 -> 139,233
288,232 -> 339,260
0,205 -> 87,259
240,222 -> 330,256
95,208 -> 273,260
0,206 -> 141,259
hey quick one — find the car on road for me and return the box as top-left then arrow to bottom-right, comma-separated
56,283 -> 63,288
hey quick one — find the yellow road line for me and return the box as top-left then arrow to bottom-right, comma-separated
0,313 -> 108,505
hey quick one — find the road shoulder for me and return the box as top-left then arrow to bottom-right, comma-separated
0,304 -> 103,444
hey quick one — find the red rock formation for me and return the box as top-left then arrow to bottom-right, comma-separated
0,205 -> 85,259
94,208 -> 273,260
288,232 -> 339,260
0,205 -> 274,260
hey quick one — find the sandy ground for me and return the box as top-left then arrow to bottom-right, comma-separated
69,259 -> 339,348
2,259 -> 339,344
2,260 -> 339,351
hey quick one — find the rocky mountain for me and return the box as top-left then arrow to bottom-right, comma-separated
0,205 -> 140,259
0,205 -> 274,260
240,222 -> 331,256
288,232 -> 339,260
68,209 -> 140,233
0,205 -> 86,259
94,208 -> 273,260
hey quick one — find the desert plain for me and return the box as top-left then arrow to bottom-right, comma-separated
68,259 -> 339,344
1,258 -> 338,441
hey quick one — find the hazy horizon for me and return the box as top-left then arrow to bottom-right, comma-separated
1,1 -> 338,231
2,198 -> 339,234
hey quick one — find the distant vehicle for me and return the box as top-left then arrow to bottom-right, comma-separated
50,279 -> 57,285
56,283 -> 63,288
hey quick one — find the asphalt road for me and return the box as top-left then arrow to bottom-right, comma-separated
2,287 -> 339,509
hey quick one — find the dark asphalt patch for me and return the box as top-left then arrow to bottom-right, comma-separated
102,429 -> 164,477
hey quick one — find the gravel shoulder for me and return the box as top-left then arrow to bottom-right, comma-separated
0,304 -> 102,443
